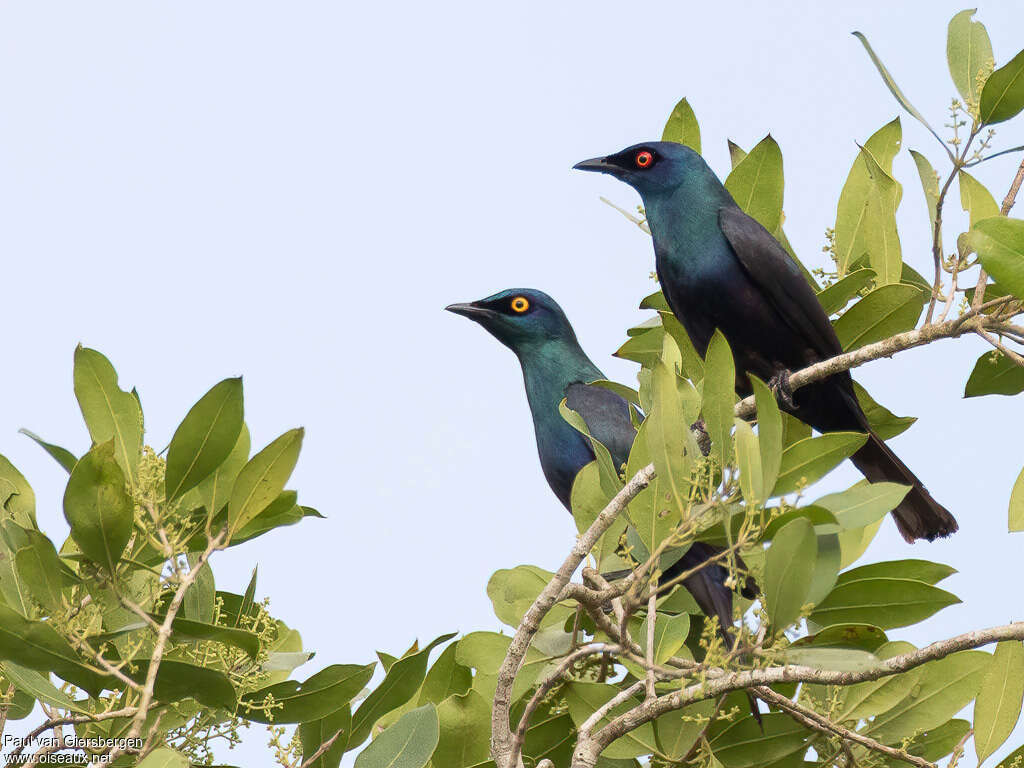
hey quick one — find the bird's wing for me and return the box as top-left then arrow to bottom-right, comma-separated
718,205 -> 842,361
565,382 -> 636,469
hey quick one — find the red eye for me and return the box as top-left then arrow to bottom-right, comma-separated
635,150 -> 653,168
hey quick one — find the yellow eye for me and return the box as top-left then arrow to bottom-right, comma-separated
510,296 -> 530,313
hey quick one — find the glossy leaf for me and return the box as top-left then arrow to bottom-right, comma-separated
350,634 -> 455,747
72,346 -> 143,480
418,642 -> 471,705
435,689 -> 491,767
773,432 -> 868,496
241,663 -> 376,724
301,705 -> 350,768
18,429 -> 76,474
614,326 -> 663,366
662,97 -> 701,153
868,651 -> 989,743
724,135 -> 784,233
165,378 -> 244,502
960,170 -> 1000,227
834,284 -> 923,350
727,139 -> 747,168
2,661 -> 85,713
854,383 -> 917,439
853,33 -> 947,151
980,47 -> 1024,124
703,331 -> 736,470
195,423 -> 250,519
708,712 -> 812,768
751,375 -> 783,498
836,558 -> 955,586
948,9 -> 994,113
143,659 -> 236,710
635,612 -> 689,665
781,647 -> 879,672
656,699 -> 716,761
813,481 -> 911,530
966,350 -> 1024,397
974,641 -> 1024,763
972,217 -> 1024,300
835,641 -> 922,721
487,566 -> 573,630
14,529 -> 65,613
0,455 -> 37,528
563,682 -> 656,759
228,428 -> 303,536
816,269 -> 876,315
0,602 -> 112,696
354,704 -> 437,768
1011,463 -> 1024,532
570,462 -> 626,571
735,419 -> 764,505
764,517 -> 816,628
63,441 -> 133,573
910,150 -> 941,252
810,578 -> 959,629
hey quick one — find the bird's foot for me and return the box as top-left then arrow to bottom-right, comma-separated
768,369 -> 796,410
689,419 -> 711,457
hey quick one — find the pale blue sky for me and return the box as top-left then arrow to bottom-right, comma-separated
1,2 -> 1023,765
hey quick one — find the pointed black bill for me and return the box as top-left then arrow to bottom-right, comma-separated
445,302 -> 492,321
573,156 -> 615,174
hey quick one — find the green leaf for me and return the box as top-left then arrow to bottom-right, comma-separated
662,97 -> 701,153
853,383 -> 917,439
63,441 -> 133,573
838,518 -> 884,568
563,682 -> 656,759
1011,463 -> 1024,532
816,269 -> 877,315
418,642 -> 471,705
836,559 -> 955,586
72,346 -> 143,480
435,690 -> 491,767
614,326 -> 663,366
640,290 -> 670,312
902,719 -> 972,764
455,632 -> 548,704
228,428 -> 304,536
868,651 -> 989,743
852,32 -> 948,151
487,566 -> 574,630
354,704 -> 438,768
808,532 -> 841,606
703,331 -> 736,470
727,139 -> 748,169
834,120 -> 903,280
14,529 -> 66,614
560,396 -> 621,495
152,614 -> 260,658
0,602 -> 113,696
0,455 -> 36,528
735,420 -> 764,506
980,47 -> 1024,124
974,641 -> 1024,764
165,378 -> 244,502
2,661 -> 86,713
833,284 -> 923,350
18,429 -> 77,474
708,712 -> 812,768
810,578 -> 960,629
634,612 -> 690,665
773,432 -> 868,496
806,623 -> 888,652
183,552 -> 216,623
910,150 -> 941,253
960,169 -> 1001,227
751,376 -> 783,496
813,481 -> 912,530
301,705 -> 350,768
781,647 -> 879,672
656,699 -> 716,761
142,659 -> 236,710
196,423 -> 250,519
997,744 -> 1024,768
136,748 -> 190,768
972,217 -> 1024,300
966,350 -> 1024,397
570,462 -> 626,571
835,640 -> 922,721
947,9 -> 994,115
241,663 -> 376,724
764,517 -> 816,628
588,379 -> 641,408
350,634 -> 456,747
724,135 -> 784,233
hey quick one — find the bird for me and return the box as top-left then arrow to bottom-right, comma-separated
574,142 -> 956,542
446,288 -> 756,639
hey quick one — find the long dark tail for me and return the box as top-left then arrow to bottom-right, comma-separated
851,433 -> 958,543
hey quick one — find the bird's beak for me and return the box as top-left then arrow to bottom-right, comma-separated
445,302 -> 492,321
573,156 -> 619,176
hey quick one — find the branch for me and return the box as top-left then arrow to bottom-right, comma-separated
581,621 -> 1024,761
491,465 -> 656,768
299,727 -> 347,768
752,686 -> 935,768
972,156 -> 1024,310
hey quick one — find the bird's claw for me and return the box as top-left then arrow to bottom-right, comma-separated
689,419 -> 711,457
768,369 -> 796,410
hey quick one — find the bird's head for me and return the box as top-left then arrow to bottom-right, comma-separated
573,141 -> 707,197
445,288 -> 578,352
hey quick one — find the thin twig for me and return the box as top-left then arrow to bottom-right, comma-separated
299,726 -> 347,768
